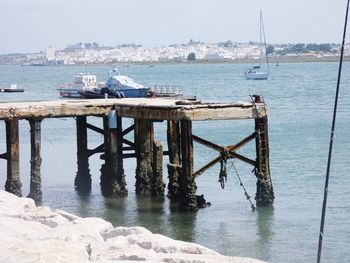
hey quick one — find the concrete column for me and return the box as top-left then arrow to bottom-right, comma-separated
179,120 -> 197,211
166,120 -> 181,201
27,119 -> 43,202
101,114 -> 127,197
5,119 -> 22,197
135,118 -> 154,194
254,96 -> 274,206
151,140 -> 165,197
74,116 -> 91,192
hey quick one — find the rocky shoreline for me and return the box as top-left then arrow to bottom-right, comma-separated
0,191 -> 266,263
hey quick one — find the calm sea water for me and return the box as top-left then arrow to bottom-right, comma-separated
0,63 -> 349,263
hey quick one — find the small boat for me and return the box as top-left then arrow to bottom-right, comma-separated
0,84 -> 24,93
104,67 -> 150,98
244,10 -> 270,80
58,72 -> 103,98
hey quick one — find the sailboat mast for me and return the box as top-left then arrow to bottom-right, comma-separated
261,11 -> 270,74
259,10 -> 263,69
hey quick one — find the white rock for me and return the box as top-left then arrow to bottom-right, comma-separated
0,191 -> 267,263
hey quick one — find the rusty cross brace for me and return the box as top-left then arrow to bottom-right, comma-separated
192,131 -> 257,177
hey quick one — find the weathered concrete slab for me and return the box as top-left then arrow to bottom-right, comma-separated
0,98 -> 268,121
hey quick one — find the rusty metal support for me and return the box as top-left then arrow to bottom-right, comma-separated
27,118 -> 43,202
179,120 -> 198,211
5,119 -> 22,196
135,118 -> 154,194
74,116 -> 91,192
193,132 -> 257,176
101,114 -> 127,196
255,115 -> 274,205
151,141 -> 165,197
166,120 -> 181,201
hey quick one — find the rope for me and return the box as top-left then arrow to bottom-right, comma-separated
219,148 -> 256,211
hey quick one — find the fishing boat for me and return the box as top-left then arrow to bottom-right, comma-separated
244,11 -> 270,80
0,84 -> 24,93
57,72 -> 103,98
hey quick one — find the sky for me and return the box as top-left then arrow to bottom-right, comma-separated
0,0 -> 348,54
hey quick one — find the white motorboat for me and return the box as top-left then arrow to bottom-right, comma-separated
58,72 -> 103,98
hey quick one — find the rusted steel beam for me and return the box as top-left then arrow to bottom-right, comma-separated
135,118 -> 154,194
123,138 -> 135,148
122,124 -> 135,136
151,141 -> 165,197
194,156 -> 221,177
86,123 -> 104,134
74,116 -> 91,192
87,143 -> 105,157
192,132 -> 257,177
192,134 -> 223,152
179,120 -> 198,211
5,119 -> 22,197
101,114 -> 127,197
27,119 -> 43,203
0,153 -> 7,159
122,146 -> 134,151
228,152 -> 256,166
123,153 -> 137,158
225,131 -> 257,151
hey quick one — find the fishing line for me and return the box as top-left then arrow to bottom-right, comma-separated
316,0 -> 349,262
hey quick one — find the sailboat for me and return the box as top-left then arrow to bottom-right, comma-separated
244,11 -> 270,80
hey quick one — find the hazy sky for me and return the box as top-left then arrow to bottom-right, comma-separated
0,0 -> 348,54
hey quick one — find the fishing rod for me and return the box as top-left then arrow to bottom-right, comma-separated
317,0 -> 350,262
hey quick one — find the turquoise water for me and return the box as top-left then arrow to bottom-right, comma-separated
0,63 -> 349,262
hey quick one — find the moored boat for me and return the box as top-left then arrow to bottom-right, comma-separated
58,72 -> 104,98
105,67 -> 149,98
0,84 -> 24,93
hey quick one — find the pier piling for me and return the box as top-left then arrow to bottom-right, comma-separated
4,119 -> 22,197
151,140 -> 165,197
74,116 -> 91,192
254,96 -> 274,205
101,113 -> 127,196
179,120 -> 198,211
27,119 -> 43,202
135,119 -> 154,194
166,121 -> 181,201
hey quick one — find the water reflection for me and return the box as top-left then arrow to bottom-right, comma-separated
256,206 -> 275,261
74,188 -> 93,218
167,204 -> 198,242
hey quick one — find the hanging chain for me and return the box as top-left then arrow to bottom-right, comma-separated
220,148 -> 256,211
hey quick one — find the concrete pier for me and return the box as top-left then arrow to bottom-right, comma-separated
0,97 -> 273,210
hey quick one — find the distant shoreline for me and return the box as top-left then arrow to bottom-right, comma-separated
1,55 -> 349,66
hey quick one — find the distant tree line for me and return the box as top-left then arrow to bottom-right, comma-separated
274,43 -> 334,55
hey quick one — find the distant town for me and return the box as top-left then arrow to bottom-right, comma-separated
0,40 -> 349,65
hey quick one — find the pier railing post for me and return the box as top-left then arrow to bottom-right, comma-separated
27,118 -> 43,202
151,140 -> 165,197
254,102 -> 274,205
5,119 -> 22,197
179,120 -> 198,211
101,112 -> 127,196
74,116 -> 91,192
166,120 -> 181,201
135,118 -> 154,194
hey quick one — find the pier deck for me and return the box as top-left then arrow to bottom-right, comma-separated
0,98 -> 267,121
